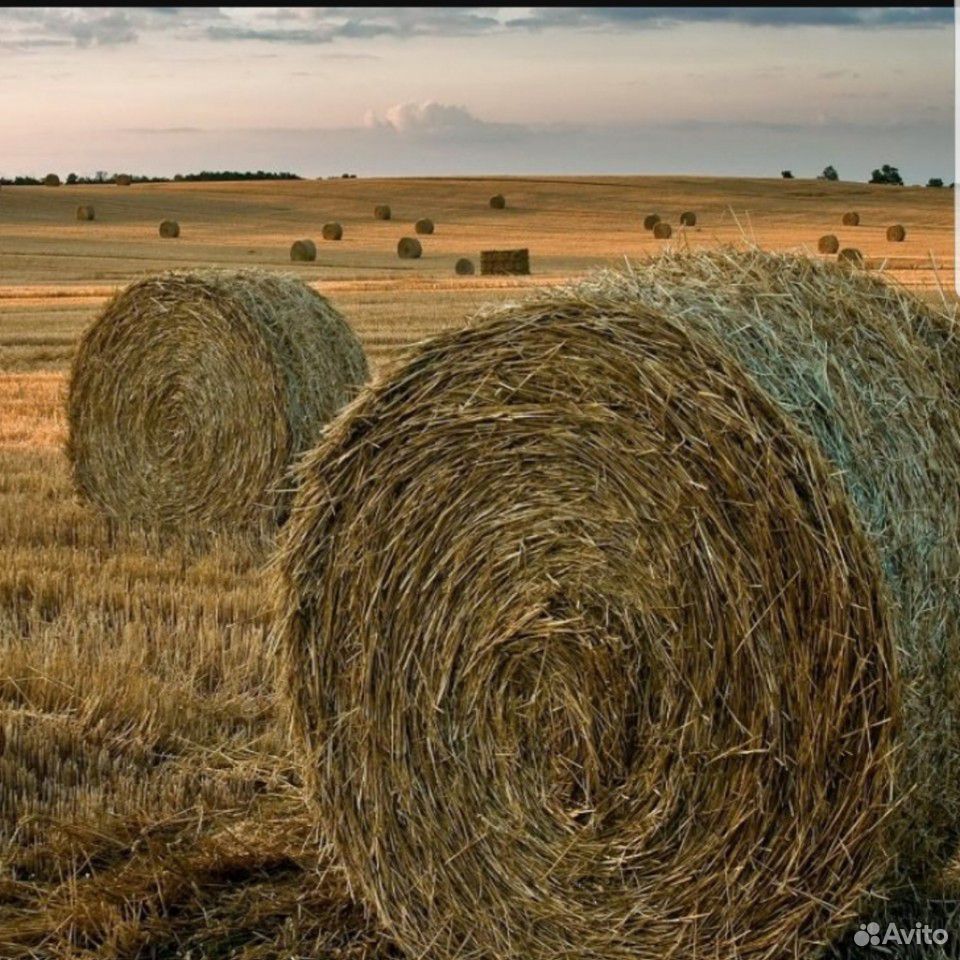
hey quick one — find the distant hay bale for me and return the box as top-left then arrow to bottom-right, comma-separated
653,221 -> 672,239
489,194 -> 506,209
67,269 -> 369,533
397,237 -> 423,259
886,224 -> 906,242
679,211 -> 697,226
842,211 -> 860,226
290,239 -> 317,262
414,218 -> 435,235
643,214 -> 661,230
838,247 -> 864,266
374,204 -> 392,220
275,248 -> 960,960
43,174 -> 61,187
76,206 -> 95,222
817,234 -> 840,254
158,220 -> 180,238
480,248 -> 530,275
115,174 -> 133,186
322,222 -> 343,241
454,257 -> 475,276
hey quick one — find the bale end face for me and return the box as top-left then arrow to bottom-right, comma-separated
679,211 -> 697,226
414,218 -> 435,235
76,206 -> 95,222
643,214 -> 661,230
322,222 -> 343,241
842,211 -> 860,226
374,204 -> 392,220
653,222 -> 673,239
290,239 -> 317,262
818,234 -> 840,254
454,257 -> 475,276
397,237 -> 423,259
489,194 -> 506,209
886,224 -> 906,242
158,220 -> 180,239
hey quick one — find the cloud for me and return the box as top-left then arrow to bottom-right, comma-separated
363,101 -> 524,142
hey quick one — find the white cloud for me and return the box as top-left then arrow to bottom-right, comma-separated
364,101 -> 521,142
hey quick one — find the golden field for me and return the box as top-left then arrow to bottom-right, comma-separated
0,175 -> 955,958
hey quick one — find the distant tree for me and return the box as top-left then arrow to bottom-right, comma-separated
927,177 -> 944,188
818,165 -> 839,181
781,170 -> 794,179
66,172 -> 78,184
869,164 -> 903,185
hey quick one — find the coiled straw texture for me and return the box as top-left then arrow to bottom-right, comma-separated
275,248 -> 960,959
68,269 -> 369,534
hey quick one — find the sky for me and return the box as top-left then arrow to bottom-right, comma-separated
0,6 -> 954,182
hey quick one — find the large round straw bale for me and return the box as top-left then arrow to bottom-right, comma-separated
817,233 -> 840,253
454,257 -> 475,276
275,248 -> 960,960
642,213 -> 660,230
115,174 -> 133,186
397,237 -> 422,259
76,205 -> 95,222
374,204 -> 391,220
838,246 -> 864,266
159,220 -> 180,238
652,221 -> 672,239
67,269 -> 369,533
414,218 -> 435,235
679,210 -> 697,226
43,174 -> 61,187
322,222 -> 343,241
886,224 -> 906,242
842,211 -> 860,226
489,194 -> 506,209
290,239 -> 317,262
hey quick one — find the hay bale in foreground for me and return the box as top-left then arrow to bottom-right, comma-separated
818,234 -> 840,253
838,246 -> 864,266
275,249 -> 960,960
397,237 -> 422,259
374,204 -> 391,220
886,224 -> 906,242
322,222 -> 343,241
842,211 -> 860,226
679,210 -> 697,226
67,269 -> 369,533
652,221 -> 672,239
480,248 -> 529,275
76,205 -> 95,222
290,239 -> 317,262
454,257 -> 475,276
43,174 -> 61,187
159,220 -> 180,238
414,218 -> 434,235
489,194 -> 506,209
643,213 -> 660,230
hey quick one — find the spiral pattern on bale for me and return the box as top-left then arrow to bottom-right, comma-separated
275,248 -> 960,960
679,210 -> 697,226
322,222 -> 343,241
842,211 -> 860,226
290,239 -> 317,262
158,219 -> 180,238
886,224 -> 906,242
414,218 -> 435,235
652,221 -> 672,239
67,269 -> 369,534
397,237 -> 422,259
642,213 -> 660,230
817,233 -> 839,253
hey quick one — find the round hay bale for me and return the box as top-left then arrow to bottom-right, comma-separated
374,204 -> 392,221
414,218 -> 435,235
652,221 -> 672,239
886,224 -> 906,242
76,205 -> 95,222
489,194 -> 506,209
290,239 -> 317,262
322,222 -> 343,241
642,213 -> 660,230
67,269 -> 369,533
454,257 -> 475,276
275,248 -> 960,960
397,237 -> 422,259
842,211 -> 860,226
838,246 -> 864,266
43,174 -> 61,187
679,210 -> 697,226
115,174 -> 133,186
817,233 -> 840,254
158,220 -> 180,239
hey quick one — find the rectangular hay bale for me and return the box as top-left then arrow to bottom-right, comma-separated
480,248 -> 530,276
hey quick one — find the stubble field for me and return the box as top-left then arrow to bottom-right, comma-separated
0,175 -> 955,957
